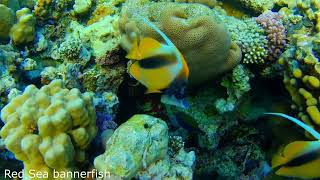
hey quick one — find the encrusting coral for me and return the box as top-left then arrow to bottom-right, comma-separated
0,4 -> 14,41
0,79 -> 97,179
10,8 -> 36,45
236,0 -> 274,14
119,1 -> 242,86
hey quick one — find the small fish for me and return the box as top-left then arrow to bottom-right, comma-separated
126,15 -> 189,108
264,112 -> 320,179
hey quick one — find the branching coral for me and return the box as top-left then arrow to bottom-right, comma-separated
224,16 -> 268,64
256,11 -> 287,61
0,80 -> 97,179
119,1 -> 241,86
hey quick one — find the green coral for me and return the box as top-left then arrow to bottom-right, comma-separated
10,8 -> 36,45
215,65 -> 253,114
0,4 -> 14,41
236,0 -> 274,14
227,18 -> 268,64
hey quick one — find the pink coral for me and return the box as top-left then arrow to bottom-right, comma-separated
256,11 -> 287,61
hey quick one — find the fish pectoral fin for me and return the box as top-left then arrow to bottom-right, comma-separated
145,89 -> 162,94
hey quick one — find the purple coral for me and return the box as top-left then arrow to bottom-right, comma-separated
256,11 -> 287,61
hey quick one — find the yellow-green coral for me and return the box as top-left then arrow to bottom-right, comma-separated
9,8 -> 36,45
94,114 -> 195,179
34,0 -> 52,19
0,80 -> 97,179
0,4 -> 14,40
276,0 -> 320,137
119,1 -> 241,86
94,114 -> 169,179
236,0 -> 274,14
221,15 -> 268,64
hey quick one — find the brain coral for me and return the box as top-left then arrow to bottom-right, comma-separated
0,4 -> 14,41
10,8 -> 36,45
119,1 -> 242,87
0,79 -> 97,179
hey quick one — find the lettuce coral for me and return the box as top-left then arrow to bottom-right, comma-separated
0,79 -> 97,179
119,1 -> 241,86
9,8 -> 36,45
0,4 -> 14,41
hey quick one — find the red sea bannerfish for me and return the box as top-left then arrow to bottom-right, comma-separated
126,15 -> 189,108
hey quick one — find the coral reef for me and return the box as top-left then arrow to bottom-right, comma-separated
0,4 -> 14,41
276,0 -> 320,133
256,11 -> 287,61
10,8 -> 36,45
1,0 -> 319,179
119,1 -> 242,86
0,80 -> 97,179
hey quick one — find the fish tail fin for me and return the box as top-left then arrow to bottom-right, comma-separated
161,94 -> 189,109
264,112 -> 320,140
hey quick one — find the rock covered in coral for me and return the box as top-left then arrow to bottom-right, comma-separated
137,148 -> 195,180
0,79 -> 97,179
0,4 -> 14,41
120,1 -> 241,86
94,114 -> 169,179
10,8 -> 36,45
51,36 -> 91,65
67,14 -> 120,60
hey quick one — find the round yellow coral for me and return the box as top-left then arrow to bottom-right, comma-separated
0,79 -> 97,180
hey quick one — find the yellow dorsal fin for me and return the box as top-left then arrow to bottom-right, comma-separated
138,37 -> 163,58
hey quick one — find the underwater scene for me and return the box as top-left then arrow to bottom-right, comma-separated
1,0 -> 320,179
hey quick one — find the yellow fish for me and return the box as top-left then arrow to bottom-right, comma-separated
265,113 -> 320,179
126,16 -> 189,94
